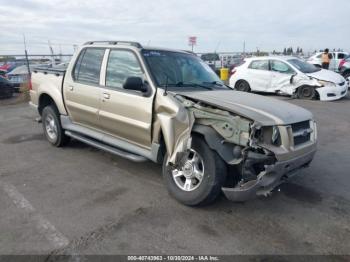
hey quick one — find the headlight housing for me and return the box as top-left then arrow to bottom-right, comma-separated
271,126 -> 281,145
317,80 -> 336,87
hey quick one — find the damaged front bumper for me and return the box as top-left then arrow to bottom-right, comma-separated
222,149 -> 316,202
316,83 -> 348,101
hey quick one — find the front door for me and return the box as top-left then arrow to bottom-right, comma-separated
98,49 -> 155,148
270,60 -> 296,95
63,48 -> 105,130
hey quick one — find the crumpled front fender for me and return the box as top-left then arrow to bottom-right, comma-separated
154,91 -> 194,164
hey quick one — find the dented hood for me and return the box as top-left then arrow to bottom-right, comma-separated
175,90 -> 313,126
306,69 -> 345,84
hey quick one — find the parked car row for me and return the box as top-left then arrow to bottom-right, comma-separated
229,56 -> 348,101
0,76 -> 15,99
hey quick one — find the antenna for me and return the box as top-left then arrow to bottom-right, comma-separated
163,75 -> 169,96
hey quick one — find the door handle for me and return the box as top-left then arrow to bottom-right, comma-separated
103,92 -> 110,99
68,85 -> 74,91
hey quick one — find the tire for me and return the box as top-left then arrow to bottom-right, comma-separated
297,85 -> 315,100
162,136 -> 227,206
235,80 -> 250,92
42,105 -> 70,147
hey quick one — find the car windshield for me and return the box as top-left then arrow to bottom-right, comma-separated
143,50 -> 227,90
200,53 -> 220,61
288,59 -> 321,73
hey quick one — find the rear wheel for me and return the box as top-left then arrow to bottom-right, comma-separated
297,86 -> 315,100
162,136 -> 227,206
42,105 -> 69,147
235,80 -> 250,92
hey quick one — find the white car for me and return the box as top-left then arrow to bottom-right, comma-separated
307,51 -> 349,71
229,56 -> 348,101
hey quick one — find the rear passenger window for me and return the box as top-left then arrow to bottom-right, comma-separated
338,53 -> 346,59
105,50 -> 143,89
73,48 -> 105,85
248,60 -> 269,70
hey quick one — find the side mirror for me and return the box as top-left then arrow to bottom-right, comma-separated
123,77 -> 147,92
290,73 -> 297,84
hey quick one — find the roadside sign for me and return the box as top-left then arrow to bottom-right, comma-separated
188,36 -> 197,52
188,36 -> 197,46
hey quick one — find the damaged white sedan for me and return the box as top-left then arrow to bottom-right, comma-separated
229,56 -> 348,101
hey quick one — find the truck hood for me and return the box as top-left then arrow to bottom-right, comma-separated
175,90 -> 313,126
307,69 -> 345,84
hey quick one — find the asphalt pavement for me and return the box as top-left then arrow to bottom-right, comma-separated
0,94 -> 349,258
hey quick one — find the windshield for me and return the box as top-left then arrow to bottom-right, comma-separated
142,50 -> 227,90
288,59 -> 321,73
200,53 -> 220,61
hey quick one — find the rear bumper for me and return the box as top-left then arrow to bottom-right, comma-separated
222,149 -> 316,202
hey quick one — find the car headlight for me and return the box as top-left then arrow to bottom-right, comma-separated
271,126 -> 280,145
317,80 -> 336,87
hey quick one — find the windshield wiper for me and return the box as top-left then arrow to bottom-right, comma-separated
202,81 -> 224,87
175,81 -> 212,90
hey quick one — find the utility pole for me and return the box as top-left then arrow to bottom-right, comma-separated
59,44 -> 62,63
23,34 -> 31,76
48,40 -> 55,65
243,41 -> 246,57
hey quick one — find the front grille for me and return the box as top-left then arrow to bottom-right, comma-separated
294,133 -> 310,145
291,121 -> 312,146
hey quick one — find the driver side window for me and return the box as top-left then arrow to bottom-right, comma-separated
270,60 -> 295,74
106,50 -> 143,90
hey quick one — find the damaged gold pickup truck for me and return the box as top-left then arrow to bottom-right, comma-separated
29,41 -> 317,206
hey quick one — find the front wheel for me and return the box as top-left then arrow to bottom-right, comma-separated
297,86 -> 315,100
162,136 -> 227,206
42,105 -> 70,147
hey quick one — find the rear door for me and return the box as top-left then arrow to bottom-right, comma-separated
246,59 -> 271,91
63,48 -> 105,130
270,60 -> 296,94
98,49 -> 155,148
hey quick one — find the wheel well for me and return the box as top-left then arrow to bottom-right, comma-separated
235,79 -> 249,89
38,94 -> 56,115
156,131 -> 167,164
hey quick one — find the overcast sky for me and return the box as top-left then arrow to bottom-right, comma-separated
0,0 -> 349,55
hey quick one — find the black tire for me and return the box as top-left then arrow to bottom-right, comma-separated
297,85 -> 315,100
42,105 -> 70,147
235,80 -> 250,92
162,136 -> 227,206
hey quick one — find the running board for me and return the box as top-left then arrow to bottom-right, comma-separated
65,131 -> 148,162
